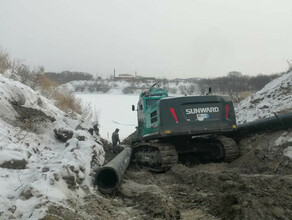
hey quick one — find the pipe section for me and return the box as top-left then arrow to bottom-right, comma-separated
95,147 -> 132,194
236,112 -> 292,139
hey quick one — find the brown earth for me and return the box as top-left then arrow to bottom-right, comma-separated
43,130 -> 292,220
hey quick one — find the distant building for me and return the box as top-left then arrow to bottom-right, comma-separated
114,73 -> 135,80
114,72 -> 156,81
142,77 -> 156,81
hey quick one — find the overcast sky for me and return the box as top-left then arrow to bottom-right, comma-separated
0,0 -> 291,79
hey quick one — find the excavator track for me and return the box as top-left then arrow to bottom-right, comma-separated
131,142 -> 178,172
218,136 -> 240,162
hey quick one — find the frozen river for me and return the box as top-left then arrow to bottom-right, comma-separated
75,93 -> 138,141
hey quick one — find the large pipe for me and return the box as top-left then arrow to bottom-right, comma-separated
236,112 -> 292,139
95,147 -> 132,194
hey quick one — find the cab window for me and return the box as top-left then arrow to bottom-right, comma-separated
146,99 -> 159,107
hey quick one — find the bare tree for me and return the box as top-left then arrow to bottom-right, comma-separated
287,60 -> 292,72
0,47 -> 11,73
30,66 -> 46,89
12,62 -> 31,85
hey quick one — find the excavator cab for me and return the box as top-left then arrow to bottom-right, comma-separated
135,84 -> 168,138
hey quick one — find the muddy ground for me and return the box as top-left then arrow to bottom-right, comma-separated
44,130 -> 292,220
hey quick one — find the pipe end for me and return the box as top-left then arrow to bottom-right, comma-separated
95,167 -> 119,194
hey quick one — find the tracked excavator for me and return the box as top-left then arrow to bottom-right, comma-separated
97,83 -> 292,192
130,84 -> 240,172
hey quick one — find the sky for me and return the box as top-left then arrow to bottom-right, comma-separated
0,0 -> 292,79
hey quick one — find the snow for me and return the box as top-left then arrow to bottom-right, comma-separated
274,132 -> 292,159
0,76 -> 105,219
0,76 -> 63,123
236,71 -> 292,123
284,147 -> 292,159
0,143 -> 28,164
275,132 -> 292,146
75,93 -> 138,141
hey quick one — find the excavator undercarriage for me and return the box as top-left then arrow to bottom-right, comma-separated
131,135 -> 240,172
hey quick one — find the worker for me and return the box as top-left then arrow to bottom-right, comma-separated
112,128 -> 121,153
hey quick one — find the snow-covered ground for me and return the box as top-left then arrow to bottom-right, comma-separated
75,93 -> 138,141
0,75 -> 104,219
236,71 -> 292,123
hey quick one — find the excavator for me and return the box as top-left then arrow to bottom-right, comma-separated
96,83 -> 292,192
130,84 -> 240,172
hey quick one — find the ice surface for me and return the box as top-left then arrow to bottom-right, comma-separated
75,93 -> 138,141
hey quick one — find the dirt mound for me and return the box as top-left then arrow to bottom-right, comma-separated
120,170 -> 180,219
170,164 -> 292,220
233,130 -> 292,174
136,192 -> 180,219
164,128 -> 292,219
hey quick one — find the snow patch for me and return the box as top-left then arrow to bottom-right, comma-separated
0,144 -> 28,165
283,147 -> 292,159
0,75 -> 63,123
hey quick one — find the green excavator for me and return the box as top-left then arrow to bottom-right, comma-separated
130,84 -> 240,172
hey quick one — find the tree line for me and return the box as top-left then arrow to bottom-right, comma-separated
44,71 -> 93,84
1,47 -> 286,98
196,71 -> 283,95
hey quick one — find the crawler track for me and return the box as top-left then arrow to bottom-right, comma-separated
218,136 -> 240,162
131,142 -> 178,172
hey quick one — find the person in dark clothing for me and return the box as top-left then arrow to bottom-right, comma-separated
112,128 -> 121,153
112,128 -> 120,146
